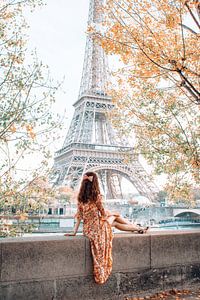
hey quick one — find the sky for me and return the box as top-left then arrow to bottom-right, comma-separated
26,0 -> 90,140
25,0 -> 166,190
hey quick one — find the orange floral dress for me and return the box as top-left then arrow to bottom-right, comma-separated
75,195 -> 114,284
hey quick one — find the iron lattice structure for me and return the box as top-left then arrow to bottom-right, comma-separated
53,0 -> 159,201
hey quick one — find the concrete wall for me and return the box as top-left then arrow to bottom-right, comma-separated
0,231 -> 200,300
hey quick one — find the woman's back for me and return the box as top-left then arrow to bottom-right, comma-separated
77,198 -> 105,238
82,201 -> 99,219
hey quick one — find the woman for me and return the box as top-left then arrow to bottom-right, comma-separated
64,171 -> 148,284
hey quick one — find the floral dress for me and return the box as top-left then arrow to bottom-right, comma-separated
75,195 -> 114,284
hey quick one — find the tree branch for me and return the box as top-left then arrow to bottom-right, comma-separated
185,1 -> 200,29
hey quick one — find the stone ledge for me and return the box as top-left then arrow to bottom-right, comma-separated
1,265 -> 200,300
151,231 -> 200,268
0,231 -> 200,300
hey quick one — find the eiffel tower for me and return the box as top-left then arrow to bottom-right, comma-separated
53,0 -> 159,201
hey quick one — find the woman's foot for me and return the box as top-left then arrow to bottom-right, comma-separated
137,226 -> 149,234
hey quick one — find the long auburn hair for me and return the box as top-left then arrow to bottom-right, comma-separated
78,172 -> 101,203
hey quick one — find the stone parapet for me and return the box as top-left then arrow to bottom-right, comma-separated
0,231 -> 200,300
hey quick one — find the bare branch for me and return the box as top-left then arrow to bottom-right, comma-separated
185,1 -> 200,29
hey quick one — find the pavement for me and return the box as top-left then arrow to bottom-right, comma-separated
126,288 -> 200,299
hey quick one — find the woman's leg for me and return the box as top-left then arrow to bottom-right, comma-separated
112,221 -> 140,232
114,216 -> 133,225
107,214 -> 137,226
106,214 -> 149,233
111,220 -> 149,233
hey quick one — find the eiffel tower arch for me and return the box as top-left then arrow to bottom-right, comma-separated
53,0 -> 159,201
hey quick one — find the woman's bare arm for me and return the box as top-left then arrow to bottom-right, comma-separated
64,218 -> 81,236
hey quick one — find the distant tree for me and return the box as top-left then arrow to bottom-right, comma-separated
56,186 -> 77,204
193,188 -> 200,200
156,190 -> 168,205
0,0 -> 63,235
98,0 -> 200,203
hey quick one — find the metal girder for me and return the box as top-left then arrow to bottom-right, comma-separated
53,149 -> 159,201
79,0 -> 108,98
52,0 -> 159,202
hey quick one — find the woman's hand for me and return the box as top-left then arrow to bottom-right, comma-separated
64,232 -> 76,236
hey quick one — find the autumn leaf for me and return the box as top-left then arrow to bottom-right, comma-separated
99,0 -> 200,202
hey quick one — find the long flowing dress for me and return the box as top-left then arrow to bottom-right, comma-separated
75,195 -> 115,284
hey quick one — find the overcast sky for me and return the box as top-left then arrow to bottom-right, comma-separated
26,0 -> 90,137
25,1 -> 166,189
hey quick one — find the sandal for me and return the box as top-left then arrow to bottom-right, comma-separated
137,226 -> 149,234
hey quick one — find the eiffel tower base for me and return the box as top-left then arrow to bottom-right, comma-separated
53,143 -> 158,201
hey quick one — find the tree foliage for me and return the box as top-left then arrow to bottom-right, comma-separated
0,0 -> 63,233
99,0 -> 200,203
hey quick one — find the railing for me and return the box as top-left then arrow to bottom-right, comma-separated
55,142 -> 134,157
